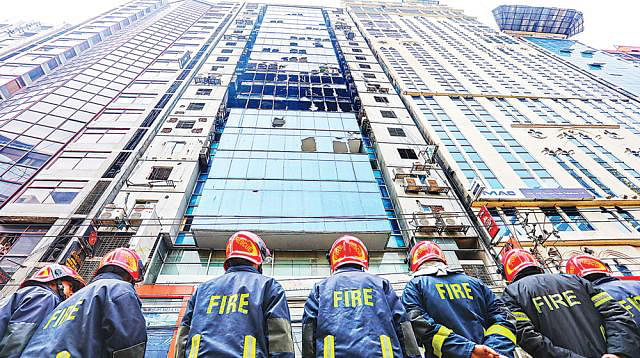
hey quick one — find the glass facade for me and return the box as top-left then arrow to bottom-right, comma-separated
527,38 -> 640,98
493,5 -> 584,37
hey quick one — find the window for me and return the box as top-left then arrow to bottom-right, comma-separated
14,180 -> 85,204
195,89 -> 212,96
187,103 -> 205,111
176,120 -> 195,129
560,207 -> 594,231
148,167 -> 172,180
397,148 -> 418,159
541,208 -> 573,232
221,49 -> 232,54
380,110 -> 397,118
387,127 -> 406,137
355,56 -> 366,60
50,152 -> 108,170
216,57 -> 229,62
359,64 -> 371,69
374,96 -> 389,104
363,73 -> 375,79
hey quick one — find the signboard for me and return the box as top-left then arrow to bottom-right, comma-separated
61,241 -> 86,273
0,266 -> 12,286
520,188 -> 593,200
479,188 -> 593,201
477,206 -> 500,239
479,189 -> 527,201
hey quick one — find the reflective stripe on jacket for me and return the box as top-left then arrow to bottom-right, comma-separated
402,271 -> 516,358
594,276 -> 640,327
176,266 -> 294,358
20,272 -> 147,358
503,273 -> 640,358
302,267 -> 420,358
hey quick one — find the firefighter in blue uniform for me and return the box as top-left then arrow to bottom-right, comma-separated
20,248 -> 148,358
402,241 -> 516,358
302,235 -> 420,358
501,249 -> 640,358
0,264 -> 85,357
174,231 -> 294,358
566,254 -> 640,327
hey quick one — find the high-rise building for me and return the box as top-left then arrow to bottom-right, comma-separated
1,0 -> 639,356
606,46 -> 640,62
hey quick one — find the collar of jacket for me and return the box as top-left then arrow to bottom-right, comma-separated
90,271 -> 128,284
592,275 -> 619,285
226,265 -> 260,274
333,266 -> 364,275
412,262 -> 464,277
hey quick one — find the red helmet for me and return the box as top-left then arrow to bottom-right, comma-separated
21,264 -> 86,291
408,241 -> 447,272
224,231 -> 271,270
97,248 -> 144,282
502,249 -> 542,282
565,254 -> 610,278
328,235 -> 368,272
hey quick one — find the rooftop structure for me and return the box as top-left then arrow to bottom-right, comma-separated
493,5 -> 584,38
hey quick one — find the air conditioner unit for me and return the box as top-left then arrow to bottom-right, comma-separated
97,204 -> 126,227
393,167 -> 411,180
425,177 -> 450,194
441,215 -> 466,232
403,177 -> 427,193
411,161 -> 429,172
129,204 -> 158,227
413,212 -> 439,232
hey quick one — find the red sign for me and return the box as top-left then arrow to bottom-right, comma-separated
88,231 -> 97,247
477,206 -> 500,239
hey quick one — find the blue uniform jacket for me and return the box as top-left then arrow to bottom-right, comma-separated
402,271 -> 516,358
20,272 -> 147,358
301,267 -> 421,358
177,266 -> 294,358
0,284 -> 61,357
594,276 -> 640,327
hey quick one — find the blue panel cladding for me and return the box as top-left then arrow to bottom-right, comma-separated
527,37 -> 640,98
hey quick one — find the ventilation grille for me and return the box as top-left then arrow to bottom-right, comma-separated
462,264 -> 495,286
78,260 -> 100,282
74,181 -> 110,215
93,234 -> 132,257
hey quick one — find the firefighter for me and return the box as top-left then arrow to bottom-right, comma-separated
0,264 -> 85,357
402,241 -> 516,358
20,247 -> 148,358
302,235 -> 420,358
566,254 -> 640,327
174,231 -> 294,358
501,249 -> 640,358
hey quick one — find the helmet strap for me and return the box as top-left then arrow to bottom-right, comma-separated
55,279 -> 66,301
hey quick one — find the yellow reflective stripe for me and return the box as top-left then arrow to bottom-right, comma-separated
56,352 -> 70,358
485,324 -> 517,345
592,292 -> 609,302
593,293 -> 613,308
431,326 -> 452,358
512,312 -> 530,321
188,334 -> 201,358
600,325 -> 606,341
323,335 -> 335,358
243,335 -> 256,358
380,335 -> 394,358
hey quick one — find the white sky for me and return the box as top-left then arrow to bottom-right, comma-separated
2,0 -> 638,49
